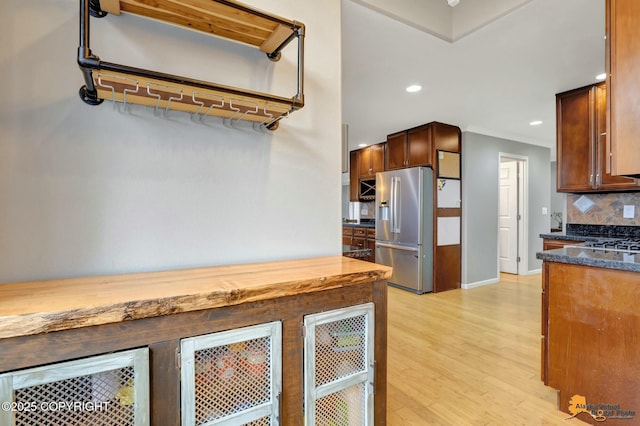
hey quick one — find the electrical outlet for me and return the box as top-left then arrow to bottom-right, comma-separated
623,205 -> 635,219
541,207 -> 548,215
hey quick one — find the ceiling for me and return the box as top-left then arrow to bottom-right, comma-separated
341,0 -> 605,161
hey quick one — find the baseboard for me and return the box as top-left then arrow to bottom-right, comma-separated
461,277 -> 500,289
523,268 -> 542,275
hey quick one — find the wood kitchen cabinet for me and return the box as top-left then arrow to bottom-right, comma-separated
606,0 -> 640,178
542,261 -> 640,418
342,225 -> 354,245
386,127 -> 431,170
556,82 -> 640,192
343,225 -> 375,262
349,151 -> 359,202
358,142 -> 385,180
385,122 -> 460,171
349,143 -> 385,202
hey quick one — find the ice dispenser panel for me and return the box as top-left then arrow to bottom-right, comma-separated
378,201 -> 389,221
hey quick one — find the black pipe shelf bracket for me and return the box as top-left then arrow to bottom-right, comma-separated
77,0 -> 305,130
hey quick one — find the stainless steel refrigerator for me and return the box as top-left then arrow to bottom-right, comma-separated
375,167 -> 433,293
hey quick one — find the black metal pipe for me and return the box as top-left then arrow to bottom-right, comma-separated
78,0 -> 101,102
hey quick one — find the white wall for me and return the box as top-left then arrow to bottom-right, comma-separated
0,0 -> 342,283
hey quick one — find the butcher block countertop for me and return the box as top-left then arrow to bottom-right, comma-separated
0,256 -> 392,340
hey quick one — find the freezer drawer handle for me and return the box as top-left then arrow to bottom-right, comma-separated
375,243 -> 418,252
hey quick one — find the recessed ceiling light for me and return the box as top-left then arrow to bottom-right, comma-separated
406,85 -> 422,93
596,73 -> 606,81
529,120 -> 543,126
358,143 -> 368,147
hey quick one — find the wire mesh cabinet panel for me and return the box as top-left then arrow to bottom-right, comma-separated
181,321 -> 282,426
304,303 -> 375,426
0,348 -> 149,426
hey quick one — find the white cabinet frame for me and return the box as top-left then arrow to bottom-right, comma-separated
0,348 -> 149,426
181,321 -> 282,426
304,303 -> 375,426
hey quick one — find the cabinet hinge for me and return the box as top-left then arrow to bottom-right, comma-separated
175,347 -> 181,370
301,322 -> 306,338
276,392 -> 282,422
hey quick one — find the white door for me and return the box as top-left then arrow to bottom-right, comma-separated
499,160 -> 519,274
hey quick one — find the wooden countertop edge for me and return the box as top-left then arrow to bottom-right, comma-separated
0,256 -> 392,339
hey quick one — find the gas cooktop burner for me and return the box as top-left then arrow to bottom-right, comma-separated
577,238 -> 640,254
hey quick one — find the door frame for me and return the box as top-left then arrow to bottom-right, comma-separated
497,153 -> 529,276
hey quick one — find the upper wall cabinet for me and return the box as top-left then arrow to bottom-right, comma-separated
556,83 -> 640,192
358,143 -> 385,180
385,122 -> 460,171
77,0 -> 305,130
606,0 -> 640,177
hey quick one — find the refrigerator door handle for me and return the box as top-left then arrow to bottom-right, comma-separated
390,177 -> 396,234
393,177 -> 401,234
375,242 -> 419,252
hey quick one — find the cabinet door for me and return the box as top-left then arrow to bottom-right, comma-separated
432,122 -> 461,152
180,322 -> 282,426
304,303 -> 375,426
358,147 -> 372,179
385,132 -> 407,170
352,236 -> 366,249
343,226 -> 353,246
595,83 -> 640,189
370,143 -> 385,174
607,0 -> 640,177
0,348 -> 150,426
556,86 -> 595,192
349,151 -> 359,202
407,125 -> 432,167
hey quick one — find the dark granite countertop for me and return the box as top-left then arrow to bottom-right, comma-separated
536,246 -> 640,272
342,222 -> 375,228
538,224 -> 640,272
539,233 -> 596,242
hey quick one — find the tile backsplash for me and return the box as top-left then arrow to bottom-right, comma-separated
567,193 -> 640,226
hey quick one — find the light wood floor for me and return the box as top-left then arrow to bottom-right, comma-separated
386,273 -> 588,425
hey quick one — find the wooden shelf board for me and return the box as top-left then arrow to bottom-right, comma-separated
99,0 -> 296,53
92,70 -> 294,123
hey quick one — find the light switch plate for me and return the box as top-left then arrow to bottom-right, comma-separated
623,205 -> 635,219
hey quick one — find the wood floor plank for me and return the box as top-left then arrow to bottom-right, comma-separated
386,273 -> 588,425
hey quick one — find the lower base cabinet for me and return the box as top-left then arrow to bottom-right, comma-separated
181,322 -> 282,426
0,291 -> 386,426
0,258 -> 389,425
304,303 -> 374,426
0,348 -> 150,425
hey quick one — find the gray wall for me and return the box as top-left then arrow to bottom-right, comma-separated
549,161 -> 566,230
0,0 -> 342,283
462,132 -> 551,285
